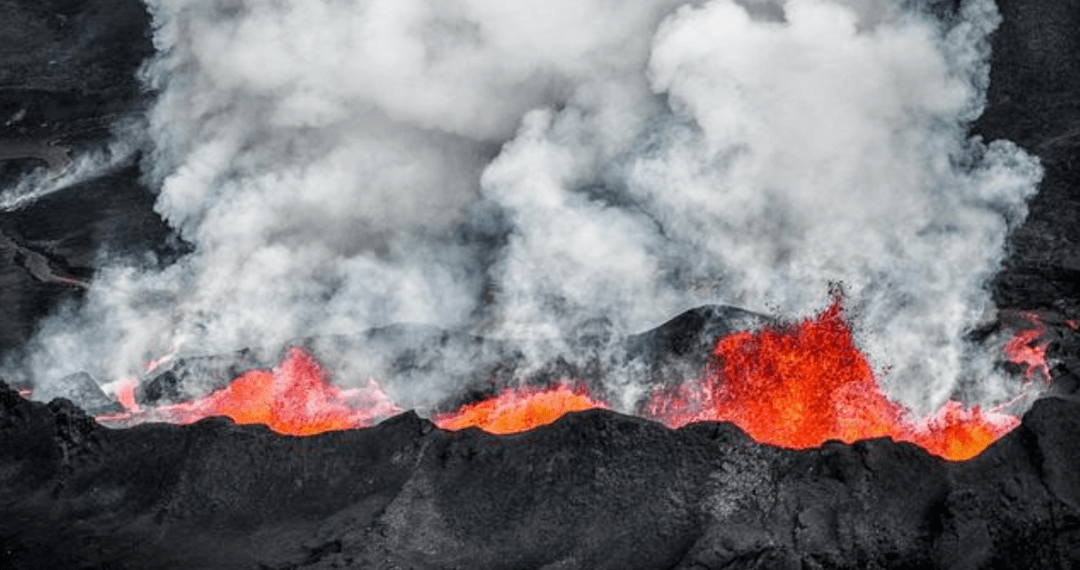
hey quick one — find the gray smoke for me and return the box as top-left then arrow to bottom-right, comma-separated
7,0 -> 1042,414
0,117 -> 146,212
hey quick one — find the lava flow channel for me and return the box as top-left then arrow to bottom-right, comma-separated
646,300 -> 1021,461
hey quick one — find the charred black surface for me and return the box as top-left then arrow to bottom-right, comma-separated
0,0 -> 152,129
0,161 -> 183,354
969,0 -> 1080,397
1,381 -> 1078,569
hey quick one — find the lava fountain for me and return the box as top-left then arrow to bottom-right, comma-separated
645,299 -> 1021,460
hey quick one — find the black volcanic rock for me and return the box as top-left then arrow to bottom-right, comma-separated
0,0 -> 152,126
980,0 -> 1080,320
0,0 -> 179,355
1,381 -> 1079,569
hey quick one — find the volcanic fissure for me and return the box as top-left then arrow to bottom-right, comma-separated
93,292 -> 1038,462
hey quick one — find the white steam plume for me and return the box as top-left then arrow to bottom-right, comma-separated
7,0 -> 1042,414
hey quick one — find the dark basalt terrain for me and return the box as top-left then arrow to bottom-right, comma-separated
0,0 -> 176,354
2,0 -> 1080,568
972,0 -> 1080,403
2,381 -> 1080,569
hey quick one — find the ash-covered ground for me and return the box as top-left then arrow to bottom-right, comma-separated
2,0 -> 1080,568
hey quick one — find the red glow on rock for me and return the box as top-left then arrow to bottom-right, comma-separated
433,382 -> 608,434
646,300 -> 1019,461
1003,311 -> 1051,382
98,348 -> 401,435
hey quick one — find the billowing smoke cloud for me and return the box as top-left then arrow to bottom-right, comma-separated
7,0 -> 1042,413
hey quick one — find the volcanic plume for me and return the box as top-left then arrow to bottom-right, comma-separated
2,0 -> 1045,431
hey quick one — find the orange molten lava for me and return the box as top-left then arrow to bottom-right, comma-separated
433,382 -> 609,434
100,347 -> 401,435
646,300 -> 1019,460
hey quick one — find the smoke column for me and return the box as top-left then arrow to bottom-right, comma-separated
7,0 -> 1042,414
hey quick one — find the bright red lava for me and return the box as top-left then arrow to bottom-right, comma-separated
432,382 -> 609,435
100,347 -> 401,436
646,300 -> 1020,461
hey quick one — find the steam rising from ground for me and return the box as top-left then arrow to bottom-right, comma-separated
8,0 -> 1042,413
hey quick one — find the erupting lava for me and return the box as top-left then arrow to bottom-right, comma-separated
100,347 -> 401,436
432,383 -> 609,434
646,300 -> 1020,460
97,300 -> 1034,460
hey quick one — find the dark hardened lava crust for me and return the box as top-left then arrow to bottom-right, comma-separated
1,0 -> 1080,568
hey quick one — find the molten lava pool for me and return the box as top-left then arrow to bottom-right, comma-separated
98,301 -> 1030,461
